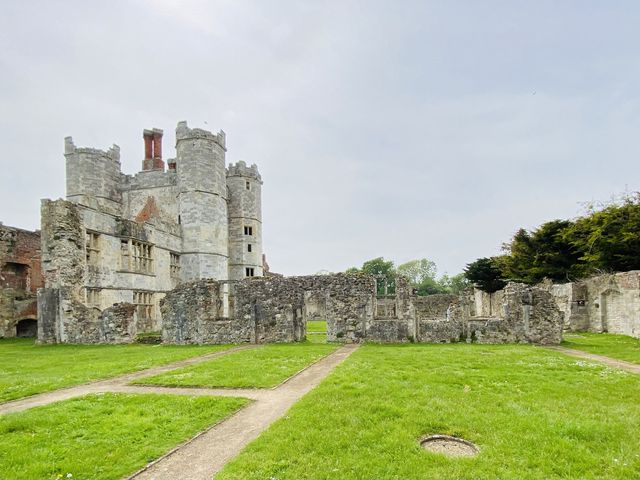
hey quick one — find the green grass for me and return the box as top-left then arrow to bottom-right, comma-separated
133,342 -> 338,389
307,320 -> 327,333
0,338 -> 233,403
218,343 -> 640,479
0,392 -> 247,480
306,333 -> 328,344
563,332 -> 640,364
307,320 -> 328,344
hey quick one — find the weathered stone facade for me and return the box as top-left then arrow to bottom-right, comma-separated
38,121 -> 265,343
161,274 -> 563,345
546,271 -> 640,338
0,224 -> 43,337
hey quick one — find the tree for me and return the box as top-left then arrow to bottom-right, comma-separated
563,194 -> 640,275
397,259 -> 437,285
464,257 -> 506,293
502,221 -> 579,283
361,257 -> 395,277
438,272 -> 471,295
347,257 -> 396,295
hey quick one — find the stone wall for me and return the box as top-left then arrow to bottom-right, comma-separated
162,274 -> 378,344
0,224 -> 42,337
38,200 -> 142,344
546,271 -> 640,338
414,294 -> 463,343
161,275 -> 563,345
412,286 -> 562,345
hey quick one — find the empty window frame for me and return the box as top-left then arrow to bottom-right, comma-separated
247,244 -> 252,253
244,226 -> 253,236
85,288 -> 101,307
120,239 -> 153,274
86,232 -> 100,265
133,291 -> 154,319
245,267 -> 255,277
245,180 -> 251,190
170,252 -> 180,277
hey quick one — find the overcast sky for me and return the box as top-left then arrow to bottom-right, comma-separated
1,1 -> 639,276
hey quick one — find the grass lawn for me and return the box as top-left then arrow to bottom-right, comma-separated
307,320 -> 328,344
0,392 -> 247,480
307,320 -> 327,333
0,338 -> 233,403
133,342 -> 338,389
563,332 -> 640,364
218,343 -> 640,479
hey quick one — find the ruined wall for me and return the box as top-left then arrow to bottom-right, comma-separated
38,199 -> 87,343
414,294 -> 463,343
412,287 -> 562,345
161,275 -> 563,345
161,279 -> 264,344
38,200 -> 142,344
368,276 -> 416,343
547,271 -> 640,338
0,224 -> 42,337
473,289 -> 505,317
162,274 -> 377,344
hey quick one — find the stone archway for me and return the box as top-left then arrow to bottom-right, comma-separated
16,318 -> 37,338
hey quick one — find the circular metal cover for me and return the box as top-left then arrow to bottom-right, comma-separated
420,434 -> 479,457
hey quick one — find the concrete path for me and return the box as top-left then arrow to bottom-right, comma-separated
547,346 -> 640,374
129,344 -> 359,480
0,344 -> 259,415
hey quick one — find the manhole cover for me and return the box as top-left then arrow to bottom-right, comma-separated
420,435 -> 479,457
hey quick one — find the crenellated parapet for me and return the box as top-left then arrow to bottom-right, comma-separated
227,161 -> 262,182
175,121 -> 226,150
64,136 -> 121,161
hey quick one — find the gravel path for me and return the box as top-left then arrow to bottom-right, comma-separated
0,344 -> 259,415
129,344 -> 359,480
547,345 -> 640,374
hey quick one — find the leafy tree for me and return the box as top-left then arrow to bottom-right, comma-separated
438,273 -> 471,295
397,259 -> 437,285
563,194 -> 640,275
464,257 -> 506,293
347,257 -> 470,296
502,220 -> 580,283
361,257 -> 396,277
347,257 -> 396,294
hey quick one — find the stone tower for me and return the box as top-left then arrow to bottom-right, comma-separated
227,161 -> 263,280
64,137 -> 122,215
175,121 -> 229,281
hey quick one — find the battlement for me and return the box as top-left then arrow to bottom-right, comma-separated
227,161 -> 262,182
64,136 -> 121,162
175,121 -> 226,151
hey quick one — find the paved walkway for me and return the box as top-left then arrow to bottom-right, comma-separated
0,344 -> 259,415
1,342 -> 358,480
129,344 -> 359,480
547,346 -> 640,374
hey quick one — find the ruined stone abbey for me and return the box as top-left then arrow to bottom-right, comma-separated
1,120 -> 638,346
37,121 -> 264,342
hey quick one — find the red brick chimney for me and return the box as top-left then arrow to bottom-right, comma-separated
142,128 -> 165,171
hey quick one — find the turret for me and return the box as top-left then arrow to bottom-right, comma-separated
175,121 -> 229,280
227,160 -> 263,280
64,136 -> 122,211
